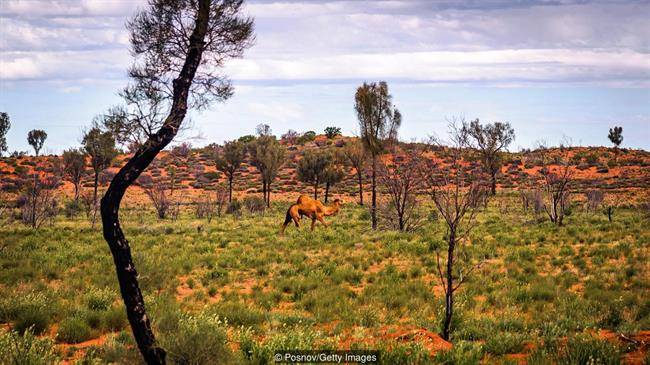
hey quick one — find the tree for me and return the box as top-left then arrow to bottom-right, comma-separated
83,126 -> 117,228
342,139 -> 367,205
98,1 -> 253,363
249,135 -> 285,207
323,151 -> 345,203
355,81 -> 401,229
138,175 -> 171,219
256,123 -> 272,137
423,121 -> 490,341
20,175 -> 59,229
296,149 -> 330,199
533,142 -> 573,226
0,112 -> 10,156
281,129 -> 299,145
462,119 -> 515,195
99,1 -> 253,363
378,149 -> 425,231
608,126 -> 623,149
27,129 -> 47,156
324,126 -> 341,139
215,140 -> 246,202
62,148 -> 87,201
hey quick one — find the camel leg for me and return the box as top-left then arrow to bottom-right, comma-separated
316,214 -> 329,227
311,218 -> 317,231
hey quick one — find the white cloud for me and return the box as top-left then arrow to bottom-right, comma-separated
248,101 -> 304,122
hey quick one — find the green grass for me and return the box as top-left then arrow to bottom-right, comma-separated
0,195 -> 647,363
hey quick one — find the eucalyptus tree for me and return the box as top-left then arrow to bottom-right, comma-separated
297,149 -> 330,199
97,1 -> 254,363
462,119 -> 515,195
83,126 -> 117,227
27,129 -> 47,156
249,135 -> 285,207
215,140 -> 246,202
0,112 -> 9,156
354,81 -> 401,229
62,148 -> 87,201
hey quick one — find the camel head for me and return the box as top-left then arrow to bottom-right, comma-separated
328,198 -> 342,215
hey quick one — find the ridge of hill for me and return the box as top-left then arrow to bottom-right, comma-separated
1,135 -> 649,204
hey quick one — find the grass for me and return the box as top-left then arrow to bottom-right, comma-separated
0,194 -> 648,363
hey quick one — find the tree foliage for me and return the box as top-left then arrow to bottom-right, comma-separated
0,112 -> 10,156
215,140 -> 246,202
27,129 -> 47,156
462,119 -> 515,195
62,148 -> 87,201
342,139 -> 368,205
248,135 -> 285,207
83,127 -> 117,227
297,149 -> 331,199
355,81 -> 401,229
324,126 -> 341,139
608,126 -> 623,148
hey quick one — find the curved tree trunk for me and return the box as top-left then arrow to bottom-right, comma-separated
100,2 -> 210,364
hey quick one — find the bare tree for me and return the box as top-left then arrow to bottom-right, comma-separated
378,149 -> 425,231
98,1 -> 253,363
281,129 -> 300,145
62,148 -> 87,201
342,139 -> 368,205
20,175 -> 59,229
462,119 -> 515,195
585,190 -> 605,212
27,129 -> 47,156
249,135 -> 285,207
534,142 -> 573,226
355,81 -> 401,229
138,175 -> 171,219
423,121 -> 489,341
215,140 -> 245,202
83,127 -> 117,228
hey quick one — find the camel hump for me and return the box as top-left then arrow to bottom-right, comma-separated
296,194 -> 313,204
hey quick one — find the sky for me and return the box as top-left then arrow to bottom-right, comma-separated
1,0 -> 649,155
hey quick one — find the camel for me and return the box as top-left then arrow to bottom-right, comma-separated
280,195 -> 341,235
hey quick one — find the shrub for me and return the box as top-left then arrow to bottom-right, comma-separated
57,317 -> 92,344
158,313 -> 234,365
64,199 -> 83,218
0,329 -> 59,364
226,199 -> 242,216
86,287 -> 114,311
103,306 -> 128,332
0,292 -> 52,335
324,126 -> 341,139
557,335 -> 621,365
243,195 -> 266,214
483,332 -> 526,355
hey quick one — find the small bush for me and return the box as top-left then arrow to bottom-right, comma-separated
1,292 -> 52,335
557,335 -> 621,365
103,306 -> 128,332
86,287 -> 114,311
0,328 -> 59,364
243,195 -> 266,214
159,312 -> 234,365
484,332 -> 526,355
57,317 -> 92,344
64,199 -> 83,218
226,199 -> 242,216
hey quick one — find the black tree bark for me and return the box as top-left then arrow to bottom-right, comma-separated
100,2 -> 210,364
442,229 -> 456,341
371,155 -> 377,229
357,170 -> 364,205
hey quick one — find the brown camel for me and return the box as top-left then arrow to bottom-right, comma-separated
281,195 -> 341,235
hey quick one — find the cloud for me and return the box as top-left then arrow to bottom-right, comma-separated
0,0 -> 648,87
248,101 -> 304,122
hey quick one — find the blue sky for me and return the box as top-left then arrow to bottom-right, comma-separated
1,0 -> 649,154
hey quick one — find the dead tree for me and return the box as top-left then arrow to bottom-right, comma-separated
535,144 -> 573,226
378,149 -> 425,231
20,175 -> 59,229
423,121 -> 489,341
99,1 -> 253,363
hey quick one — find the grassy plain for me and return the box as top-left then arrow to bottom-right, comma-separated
1,194 -> 648,364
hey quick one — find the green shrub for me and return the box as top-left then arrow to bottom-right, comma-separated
159,312 -> 234,365
434,340 -> 484,365
226,199 -> 242,216
1,293 -> 52,335
484,332 -> 526,355
103,306 -> 128,332
86,287 -> 114,311
0,328 -> 59,364
57,317 -> 92,344
557,335 -> 621,365
64,199 -> 83,218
